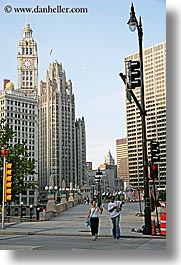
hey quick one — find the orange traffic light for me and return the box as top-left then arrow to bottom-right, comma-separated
5,162 -> 12,202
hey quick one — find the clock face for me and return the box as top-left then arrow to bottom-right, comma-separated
23,59 -> 31,68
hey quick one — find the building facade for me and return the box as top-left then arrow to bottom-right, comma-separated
38,61 -> 77,199
116,138 -> 129,183
1,22 -> 87,206
75,117 -> 87,188
0,82 -> 38,205
125,42 -> 166,189
0,23 -> 39,206
86,162 -> 92,171
104,150 -> 115,165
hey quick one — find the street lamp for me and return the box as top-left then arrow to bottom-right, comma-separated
36,206 -> 40,221
56,187 -> 62,203
29,205 -> 33,220
127,3 -> 152,235
20,201 -> 23,218
66,187 -> 70,200
91,184 -> 95,199
45,185 -> 58,201
95,168 -> 103,207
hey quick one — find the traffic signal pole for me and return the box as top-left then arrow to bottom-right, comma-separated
119,3 -> 152,235
138,17 -> 152,235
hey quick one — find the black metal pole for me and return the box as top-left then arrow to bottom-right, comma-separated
30,206 -> 33,220
137,17 -> 151,235
138,188 -> 143,215
98,179 -> 101,207
92,185 -> 95,199
152,178 -> 160,230
95,168 -> 102,207
20,204 -> 23,218
36,207 -> 40,221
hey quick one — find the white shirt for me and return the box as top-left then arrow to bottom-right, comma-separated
108,200 -> 122,218
90,207 -> 99,218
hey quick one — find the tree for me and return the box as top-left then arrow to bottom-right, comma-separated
158,190 -> 166,202
0,118 -> 37,202
0,118 -> 14,149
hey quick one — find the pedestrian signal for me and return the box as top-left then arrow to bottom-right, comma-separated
150,163 -> 158,179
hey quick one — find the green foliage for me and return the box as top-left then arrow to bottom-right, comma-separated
158,190 -> 166,201
0,118 -> 14,148
0,118 -> 37,202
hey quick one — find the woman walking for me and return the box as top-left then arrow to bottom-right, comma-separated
86,199 -> 103,241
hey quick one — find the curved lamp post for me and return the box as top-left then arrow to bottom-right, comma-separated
127,3 -> 151,235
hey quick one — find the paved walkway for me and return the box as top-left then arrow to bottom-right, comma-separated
0,203 -> 165,239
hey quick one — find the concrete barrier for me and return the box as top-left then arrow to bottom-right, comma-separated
39,200 -> 79,221
0,198 -> 83,223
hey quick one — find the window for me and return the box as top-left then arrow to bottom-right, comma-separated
25,32 -> 30,38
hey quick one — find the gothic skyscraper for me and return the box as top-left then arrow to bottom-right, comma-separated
38,61 -> 77,198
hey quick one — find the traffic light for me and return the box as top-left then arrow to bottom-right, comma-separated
150,140 -> 160,162
5,162 -> 12,202
128,60 -> 141,89
150,163 -> 158,179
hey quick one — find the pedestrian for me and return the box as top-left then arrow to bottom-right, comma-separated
86,198 -> 103,241
108,195 -> 124,239
86,196 -> 90,204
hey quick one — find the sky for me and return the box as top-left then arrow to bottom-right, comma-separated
0,0 -> 166,169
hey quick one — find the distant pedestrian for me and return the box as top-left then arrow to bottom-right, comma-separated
86,196 -> 90,204
86,198 -> 103,241
108,195 -> 124,239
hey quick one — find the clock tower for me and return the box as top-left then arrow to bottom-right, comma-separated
17,23 -> 38,96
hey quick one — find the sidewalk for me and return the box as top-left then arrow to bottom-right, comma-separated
0,203 -> 165,239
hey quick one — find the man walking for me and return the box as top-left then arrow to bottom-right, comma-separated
108,195 -> 124,239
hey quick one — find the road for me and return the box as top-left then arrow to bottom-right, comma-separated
0,234 -> 166,251
0,201 -> 166,251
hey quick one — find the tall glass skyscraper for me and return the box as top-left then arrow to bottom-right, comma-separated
125,42 -> 166,189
